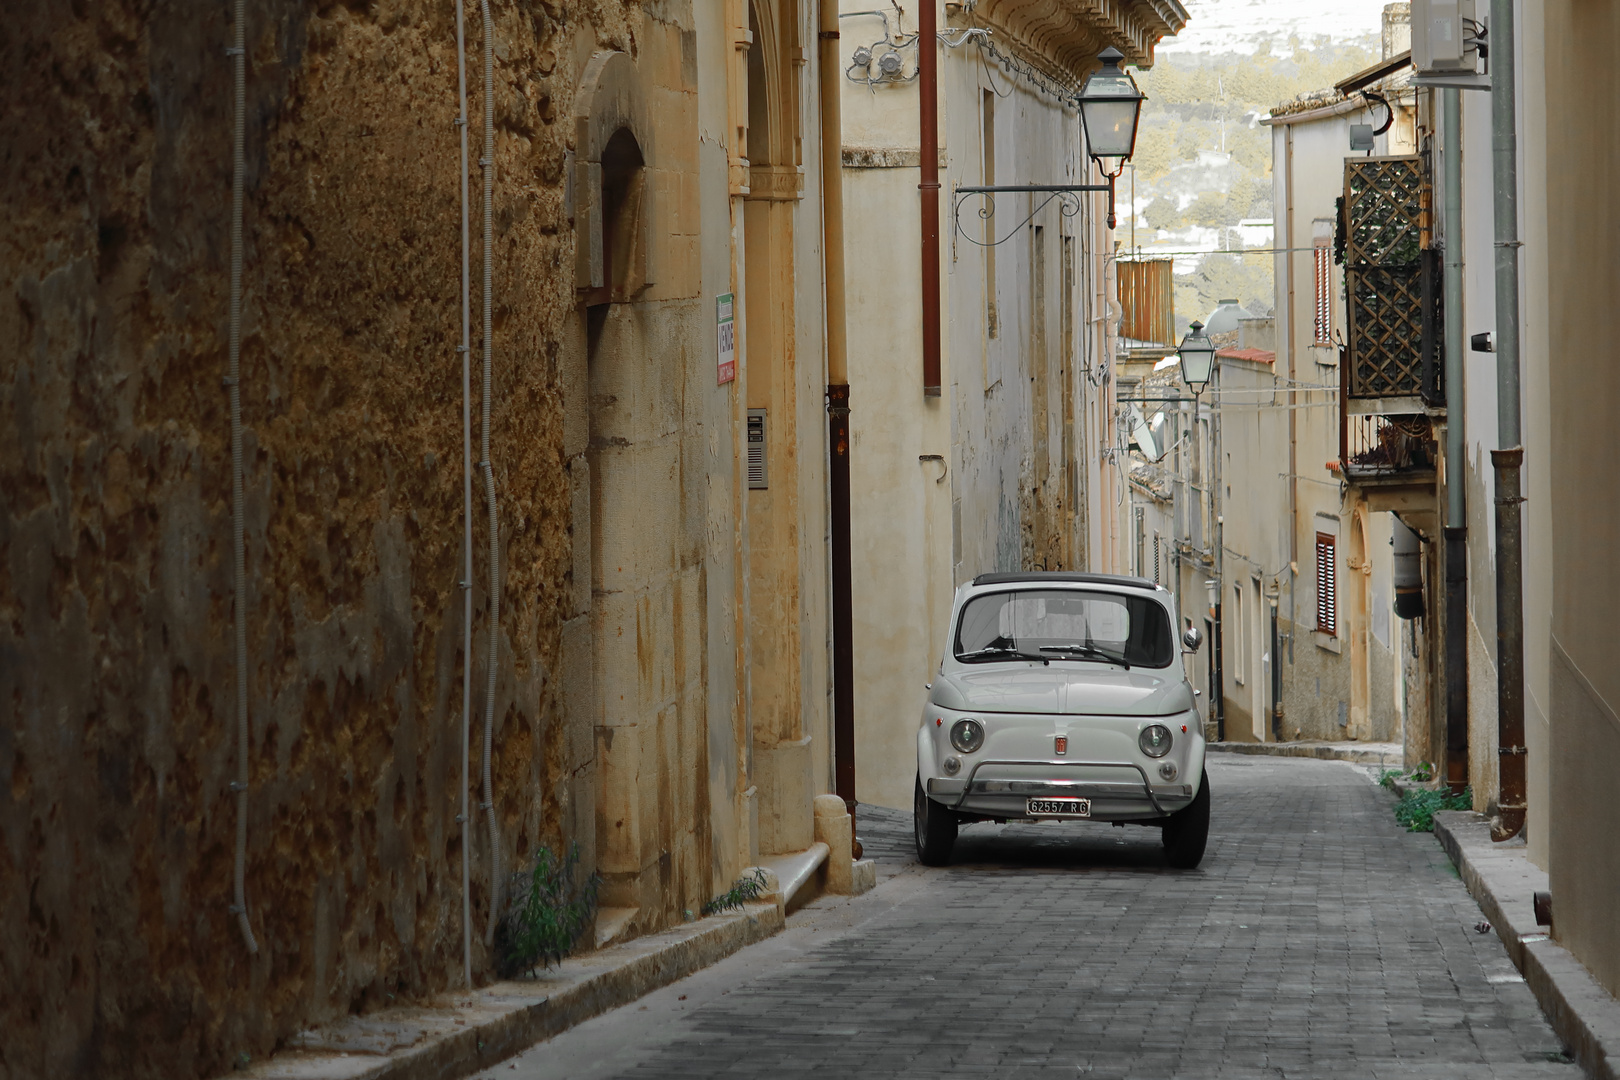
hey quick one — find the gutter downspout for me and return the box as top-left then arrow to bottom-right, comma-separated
1488,0 -> 1526,842
1442,87 -> 1469,795
453,0 -> 474,990
819,0 -> 857,832
919,0 -> 941,397
1213,362 -> 1225,741
1282,123 -> 1296,742
227,0 -> 259,956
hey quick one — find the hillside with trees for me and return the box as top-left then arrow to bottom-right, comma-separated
1128,38 -> 1379,330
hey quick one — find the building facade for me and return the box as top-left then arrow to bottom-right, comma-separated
1,0 -> 852,1074
837,0 -> 1187,812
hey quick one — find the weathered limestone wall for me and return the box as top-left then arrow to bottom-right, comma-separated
0,0 -> 588,1074
1545,0 -> 1620,1002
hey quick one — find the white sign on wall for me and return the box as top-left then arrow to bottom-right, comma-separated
716,293 -> 736,385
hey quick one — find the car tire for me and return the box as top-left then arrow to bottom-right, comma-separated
1162,770 -> 1210,870
914,776 -> 957,866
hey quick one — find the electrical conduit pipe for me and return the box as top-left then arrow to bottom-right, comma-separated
479,0 -> 505,939
227,0 -> 259,956
453,0 -> 474,986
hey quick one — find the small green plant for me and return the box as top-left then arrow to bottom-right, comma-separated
701,868 -> 769,916
1394,786 -> 1472,832
1408,761 -> 1436,783
496,843 -> 600,978
1378,768 -> 1403,789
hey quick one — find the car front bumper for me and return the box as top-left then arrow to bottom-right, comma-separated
926,759 -> 1195,821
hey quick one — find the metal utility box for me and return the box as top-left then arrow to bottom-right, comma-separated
1412,0 -> 1479,75
746,409 -> 768,489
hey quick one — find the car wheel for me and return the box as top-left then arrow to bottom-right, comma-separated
914,776 -> 957,866
1162,771 -> 1210,870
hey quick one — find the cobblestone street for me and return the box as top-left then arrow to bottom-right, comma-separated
486,757 -> 1575,1079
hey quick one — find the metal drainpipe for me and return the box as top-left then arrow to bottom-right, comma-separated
478,0 -> 505,937
226,0 -> 258,956
819,0 -> 857,837
1213,361 -> 1225,741
1441,87 -> 1469,795
1488,0 -> 1526,842
1269,595 -> 1283,741
918,0 -> 940,397
453,0 -> 474,986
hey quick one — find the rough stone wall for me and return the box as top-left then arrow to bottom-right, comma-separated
0,0 -> 596,1075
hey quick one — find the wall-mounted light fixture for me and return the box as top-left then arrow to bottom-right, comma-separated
1176,319 -> 1216,397
950,47 -> 1149,239
1077,47 -> 1146,183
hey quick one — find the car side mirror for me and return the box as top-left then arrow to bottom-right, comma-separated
1182,627 -> 1204,652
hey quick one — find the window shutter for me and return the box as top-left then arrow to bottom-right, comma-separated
1315,532 -> 1337,635
1313,244 -> 1331,344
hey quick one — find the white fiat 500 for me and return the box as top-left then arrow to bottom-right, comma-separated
915,571 -> 1210,868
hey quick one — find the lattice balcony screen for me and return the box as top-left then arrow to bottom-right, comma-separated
1342,156 -> 1440,400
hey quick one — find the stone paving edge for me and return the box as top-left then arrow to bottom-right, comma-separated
237,902 -> 784,1080
1434,810 -> 1620,1080
1205,740 -> 1401,765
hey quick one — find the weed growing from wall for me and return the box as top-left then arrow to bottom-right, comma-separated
496,844 -> 601,977
700,868 -> 769,916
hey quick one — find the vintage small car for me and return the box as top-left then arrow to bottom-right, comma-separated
914,571 -> 1210,868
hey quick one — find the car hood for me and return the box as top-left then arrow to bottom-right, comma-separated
931,665 -> 1193,716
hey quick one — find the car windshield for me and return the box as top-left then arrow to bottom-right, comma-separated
953,589 -> 1174,668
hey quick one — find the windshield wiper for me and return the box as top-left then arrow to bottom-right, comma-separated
1038,644 -> 1131,669
956,645 -> 1050,665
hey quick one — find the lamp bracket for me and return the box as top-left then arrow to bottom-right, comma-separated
952,183 -> 1114,247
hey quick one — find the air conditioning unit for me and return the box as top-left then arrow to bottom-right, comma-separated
1412,0 -> 1480,76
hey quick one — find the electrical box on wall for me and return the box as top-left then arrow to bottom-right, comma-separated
746,409 -> 767,489
1412,0 -> 1479,75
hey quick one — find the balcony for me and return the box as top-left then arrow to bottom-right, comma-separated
1333,155 -> 1442,517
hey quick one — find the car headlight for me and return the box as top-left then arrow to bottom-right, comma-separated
942,755 -> 961,775
950,718 -> 984,754
1139,724 -> 1173,758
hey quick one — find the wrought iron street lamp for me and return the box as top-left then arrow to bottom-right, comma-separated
1177,319 -> 1216,395
951,47 -> 1149,236
1078,47 -> 1146,182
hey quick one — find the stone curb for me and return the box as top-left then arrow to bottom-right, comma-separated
1206,740 -> 1401,766
239,902 -> 784,1080
1433,810 -> 1620,1080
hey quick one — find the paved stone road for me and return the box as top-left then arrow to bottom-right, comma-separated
485,758 -> 1576,1079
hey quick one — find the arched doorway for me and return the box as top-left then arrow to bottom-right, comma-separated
571,51 -> 709,936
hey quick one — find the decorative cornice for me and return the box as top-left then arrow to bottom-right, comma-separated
964,0 -> 1188,81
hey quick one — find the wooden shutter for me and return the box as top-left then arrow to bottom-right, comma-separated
1313,243 -> 1332,345
1315,532 -> 1337,635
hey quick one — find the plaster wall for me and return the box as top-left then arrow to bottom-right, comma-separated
840,0 -> 1114,811
1544,0 -> 1620,1000
1449,0 -> 1552,845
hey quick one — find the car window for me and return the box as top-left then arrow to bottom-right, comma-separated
954,589 -> 1174,668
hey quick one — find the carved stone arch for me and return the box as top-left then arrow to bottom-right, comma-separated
573,51 -> 654,294
744,0 -> 801,201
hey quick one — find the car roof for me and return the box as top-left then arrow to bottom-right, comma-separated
968,571 -> 1162,591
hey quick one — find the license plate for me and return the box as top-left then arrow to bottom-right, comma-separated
1027,797 -> 1091,817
